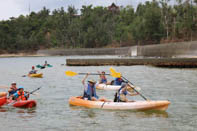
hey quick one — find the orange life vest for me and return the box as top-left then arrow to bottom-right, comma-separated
16,91 -> 27,101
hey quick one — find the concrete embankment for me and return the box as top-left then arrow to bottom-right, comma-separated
37,41 -> 197,67
37,47 -> 131,56
137,41 -> 197,57
66,58 -> 197,67
37,41 -> 197,57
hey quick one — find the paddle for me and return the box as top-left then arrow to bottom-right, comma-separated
0,86 -> 8,89
109,67 -> 148,101
23,87 -> 42,96
47,64 -> 53,67
29,87 -> 42,95
65,70 -> 120,78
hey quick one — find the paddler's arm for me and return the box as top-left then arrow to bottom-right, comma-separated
128,91 -> 139,96
82,73 -> 89,86
126,84 -> 139,96
24,93 -> 30,100
97,71 -> 102,83
97,71 -> 101,77
9,93 -> 17,100
8,88 -> 13,93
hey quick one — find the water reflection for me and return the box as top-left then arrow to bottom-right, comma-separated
143,110 -> 169,118
0,107 -> 7,112
108,110 -> 169,118
84,109 -> 96,118
0,106 -> 36,113
70,105 -> 168,119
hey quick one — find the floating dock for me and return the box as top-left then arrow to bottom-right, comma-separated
66,58 -> 197,67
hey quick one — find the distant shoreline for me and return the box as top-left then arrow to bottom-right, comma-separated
0,53 -> 48,58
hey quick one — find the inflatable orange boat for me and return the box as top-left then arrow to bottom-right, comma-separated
7,100 -> 37,108
0,97 -> 7,107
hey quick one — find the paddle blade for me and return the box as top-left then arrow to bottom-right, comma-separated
0,86 -> 8,89
47,64 -> 53,67
109,67 -> 116,74
65,71 -> 78,76
110,72 -> 121,78
110,67 -> 121,78
36,65 -> 41,68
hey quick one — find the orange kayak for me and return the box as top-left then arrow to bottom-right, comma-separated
0,92 -> 7,97
0,97 -> 7,107
69,96 -> 170,111
7,100 -> 37,108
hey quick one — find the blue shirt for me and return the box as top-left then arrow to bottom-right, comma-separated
8,88 -> 18,96
29,69 -> 37,74
114,78 -> 124,85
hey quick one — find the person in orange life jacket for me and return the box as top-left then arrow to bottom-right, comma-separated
12,87 -> 29,101
82,73 -> 98,101
113,77 -> 124,85
8,82 -> 18,96
116,83 -> 139,102
29,66 -> 37,74
97,71 -> 108,84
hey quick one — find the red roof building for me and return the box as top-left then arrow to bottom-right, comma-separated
108,3 -> 119,12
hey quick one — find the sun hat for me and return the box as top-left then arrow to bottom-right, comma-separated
12,82 -> 16,84
88,79 -> 96,84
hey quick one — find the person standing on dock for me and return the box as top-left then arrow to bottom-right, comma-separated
82,73 -> 98,101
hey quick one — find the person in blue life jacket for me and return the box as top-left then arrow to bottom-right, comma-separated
29,66 -> 37,74
8,82 -> 18,96
113,77 -> 124,85
11,86 -> 29,101
97,71 -> 108,84
114,83 -> 139,102
82,73 -> 99,101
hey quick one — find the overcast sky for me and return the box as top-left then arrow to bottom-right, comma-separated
0,0 -> 177,20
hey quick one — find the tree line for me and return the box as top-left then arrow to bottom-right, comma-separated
0,0 -> 197,53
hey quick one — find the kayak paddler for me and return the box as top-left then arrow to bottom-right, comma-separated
97,71 -> 108,84
11,86 -> 29,101
82,73 -> 99,101
112,77 -> 124,85
44,61 -> 48,67
115,83 -> 139,102
8,82 -> 18,96
29,66 -> 37,74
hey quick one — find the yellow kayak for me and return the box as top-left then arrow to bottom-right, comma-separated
28,73 -> 43,78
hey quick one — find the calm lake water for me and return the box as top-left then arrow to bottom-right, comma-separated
0,56 -> 197,131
